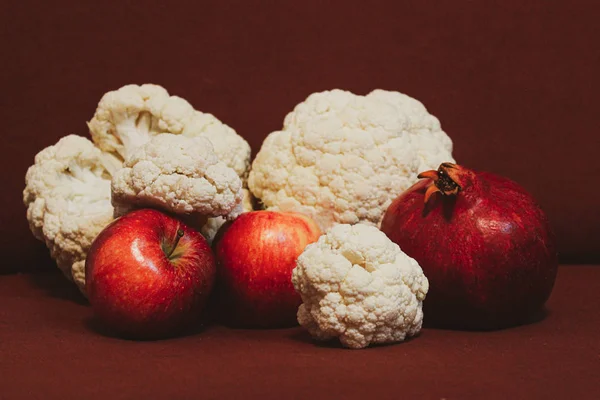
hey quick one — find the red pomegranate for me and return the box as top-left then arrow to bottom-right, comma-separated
380,162 -> 558,330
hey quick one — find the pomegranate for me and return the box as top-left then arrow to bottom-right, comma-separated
380,162 -> 558,330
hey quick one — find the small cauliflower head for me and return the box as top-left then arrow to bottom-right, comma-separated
88,83 -> 251,180
292,224 -> 429,349
111,134 -> 243,222
248,89 -> 454,231
23,135 -> 114,293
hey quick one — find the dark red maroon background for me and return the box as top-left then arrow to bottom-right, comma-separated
2,1 -> 599,272
1,2 -> 600,399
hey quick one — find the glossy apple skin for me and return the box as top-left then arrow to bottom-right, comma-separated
213,211 -> 321,328
85,209 -> 216,339
381,172 -> 558,330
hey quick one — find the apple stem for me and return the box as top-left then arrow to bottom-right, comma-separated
167,229 -> 185,259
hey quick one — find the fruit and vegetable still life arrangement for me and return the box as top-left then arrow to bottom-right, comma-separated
22,84 -> 558,349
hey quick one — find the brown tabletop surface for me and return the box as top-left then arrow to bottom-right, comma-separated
1,265 -> 598,400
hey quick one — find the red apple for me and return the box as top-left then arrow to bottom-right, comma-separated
213,211 -> 321,328
85,208 -> 216,339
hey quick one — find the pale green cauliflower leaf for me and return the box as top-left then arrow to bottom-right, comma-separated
292,224 -> 429,349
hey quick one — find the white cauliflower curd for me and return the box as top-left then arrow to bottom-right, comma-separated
292,224 -> 429,349
88,83 -> 251,181
248,89 -> 454,231
111,134 -> 243,224
23,135 -> 115,293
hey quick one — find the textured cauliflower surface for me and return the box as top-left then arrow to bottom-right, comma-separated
23,135 -> 114,293
111,134 -> 243,219
88,83 -> 251,180
248,89 -> 454,231
292,224 -> 429,349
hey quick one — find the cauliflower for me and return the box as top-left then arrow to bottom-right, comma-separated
248,89 -> 454,231
111,134 -> 243,224
88,83 -> 251,181
23,135 -> 114,293
292,224 -> 429,349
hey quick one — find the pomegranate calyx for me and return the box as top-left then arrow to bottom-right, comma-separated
418,163 -> 465,204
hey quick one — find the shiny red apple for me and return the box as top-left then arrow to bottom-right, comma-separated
213,211 -> 321,328
85,208 -> 216,339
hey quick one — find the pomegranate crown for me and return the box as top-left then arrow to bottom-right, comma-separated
417,163 -> 475,204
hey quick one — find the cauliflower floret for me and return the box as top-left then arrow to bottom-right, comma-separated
200,188 -> 255,244
292,224 -> 429,349
111,134 -> 243,222
184,110 -> 252,183
248,89 -> 454,231
23,135 -> 114,293
88,83 -> 251,180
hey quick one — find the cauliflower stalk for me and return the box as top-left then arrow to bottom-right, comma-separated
111,134 -> 244,229
23,135 -> 115,293
292,224 -> 429,349
248,89 -> 454,231
88,83 -> 251,181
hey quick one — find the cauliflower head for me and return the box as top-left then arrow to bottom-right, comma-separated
88,83 -> 251,180
111,134 -> 243,221
248,89 -> 454,231
23,135 -> 114,293
292,223 -> 429,349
